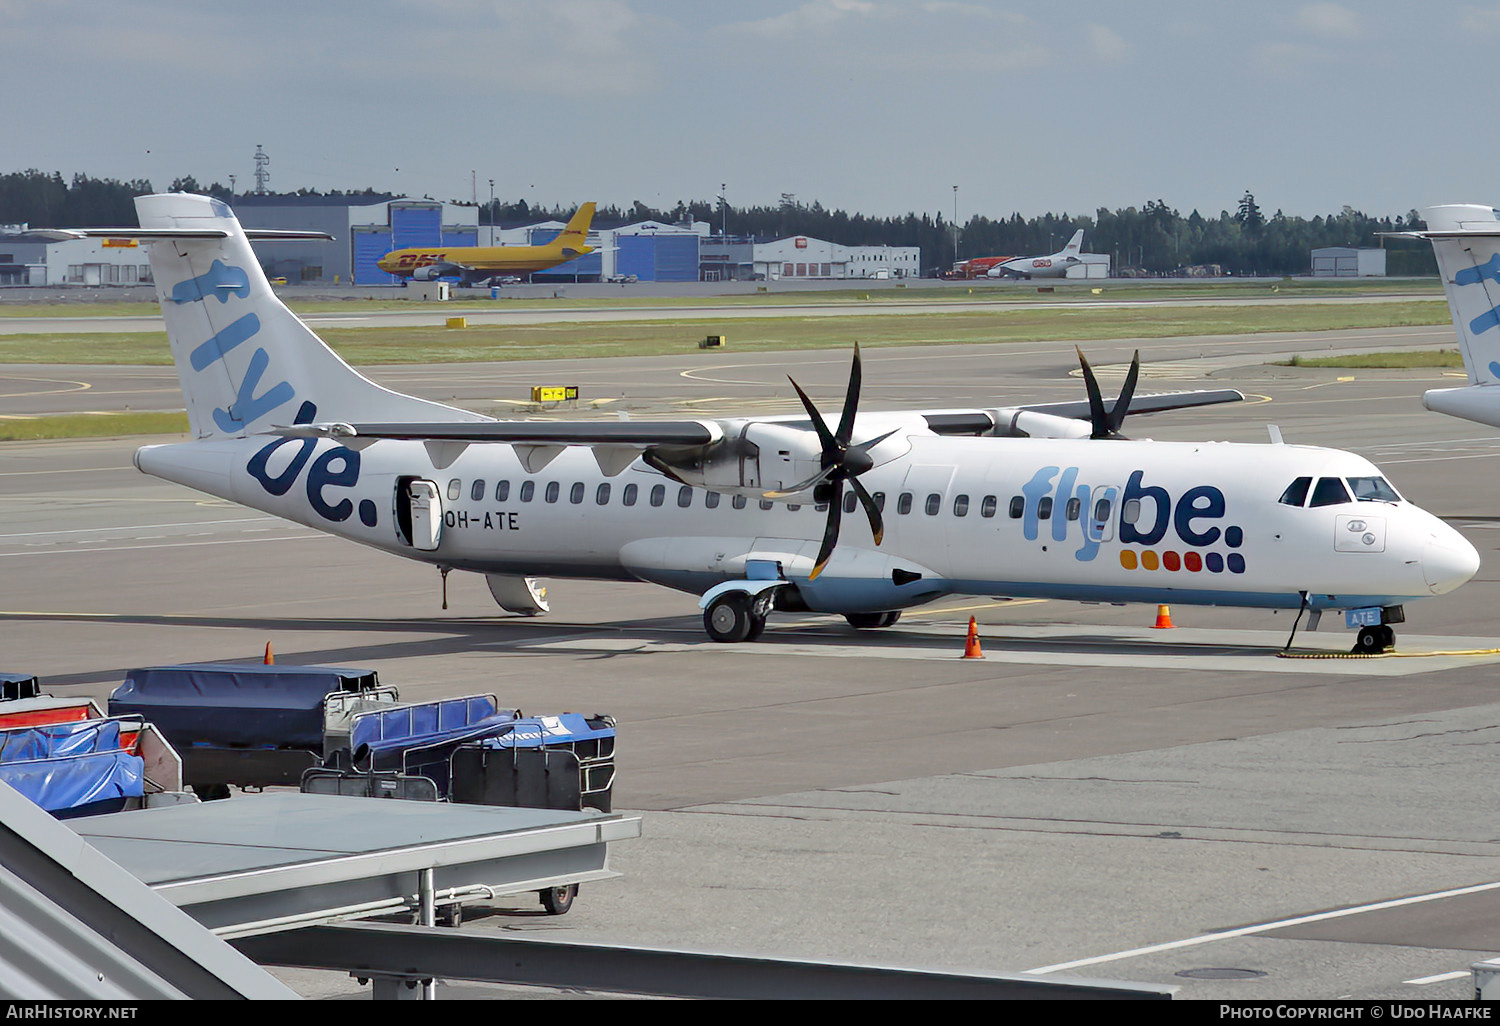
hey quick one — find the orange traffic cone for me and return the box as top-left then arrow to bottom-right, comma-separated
962,617 -> 984,659
264,642 -> 274,665
1153,605 -> 1175,629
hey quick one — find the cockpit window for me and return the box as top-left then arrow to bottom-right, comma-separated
1348,476 -> 1400,502
1309,477 -> 1351,507
1278,477 -> 1312,507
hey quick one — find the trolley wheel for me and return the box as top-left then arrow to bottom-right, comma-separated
539,883 -> 578,916
195,783 -> 231,801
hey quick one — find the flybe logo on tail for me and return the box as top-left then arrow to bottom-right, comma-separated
170,259 -> 250,305
1021,467 -> 1246,573
174,261 -> 295,433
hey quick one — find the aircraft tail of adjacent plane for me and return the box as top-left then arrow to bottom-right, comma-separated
1420,205 -> 1500,385
1406,204 -> 1500,428
1061,229 -> 1084,256
133,193 -> 486,439
553,202 -> 597,255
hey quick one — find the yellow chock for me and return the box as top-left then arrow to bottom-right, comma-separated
962,616 -> 984,659
1153,605 -> 1175,629
446,317 -> 468,328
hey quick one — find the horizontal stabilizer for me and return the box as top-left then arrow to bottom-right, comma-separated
31,227 -> 334,242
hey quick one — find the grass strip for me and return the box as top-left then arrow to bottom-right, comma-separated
0,410 -> 188,441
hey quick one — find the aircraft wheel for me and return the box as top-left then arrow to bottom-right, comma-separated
539,884 -> 577,916
1353,626 -> 1392,654
705,592 -> 755,643
845,611 -> 901,629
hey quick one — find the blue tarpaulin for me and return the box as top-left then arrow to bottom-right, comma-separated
0,719 -> 144,817
109,664 -> 378,749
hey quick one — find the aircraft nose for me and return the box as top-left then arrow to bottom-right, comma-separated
1422,530 -> 1480,594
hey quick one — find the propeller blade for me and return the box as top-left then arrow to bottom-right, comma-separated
835,342 -> 862,445
849,475 -> 885,546
810,480 -> 844,581
788,377 -> 838,457
1107,349 -> 1141,435
1075,347 -> 1111,439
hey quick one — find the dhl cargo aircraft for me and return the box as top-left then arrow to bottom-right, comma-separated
377,202 -> 596,284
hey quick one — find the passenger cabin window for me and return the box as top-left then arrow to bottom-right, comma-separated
1278,477 -> 1312,507
1310,477 -> 1351,507
953,494 -> 969,517
706,491 -> 721,509
570,482 -> 585,504
843,492 -> 857,514
732,495 -> 747,510
495,480 -> 510,502
980,495 -> 997,518
1065,497 -> 1081,521
1037,497 -> 1053,520
447,479 -> 461,501
544,482 -> 560,503
1122,498 -> 1141,524
897,492 -> 913,515
519,481 -> 535,502
622,483 -> 638,506
760,499 -> 774,511
1093,497 -> 1111,522
1349,476 -> 1400,502
470,480 -> 485,502
924,493 -> 941,516
650,484 -> 666,507
596,483 -> 611,505
678,486 -> 693,508
1008,496 -> 1024,519
872,492 -> 886,512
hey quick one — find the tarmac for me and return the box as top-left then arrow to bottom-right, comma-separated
2,319 -> 1499,1000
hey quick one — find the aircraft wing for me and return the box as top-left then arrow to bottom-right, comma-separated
920,388 -> 1246,435
270,420 -> 719,445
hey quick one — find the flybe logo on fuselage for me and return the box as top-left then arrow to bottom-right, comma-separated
1021,467 -> 1247,573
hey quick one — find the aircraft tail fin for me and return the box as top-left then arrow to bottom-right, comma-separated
1414,204 -> 1500,387
554,202 -> 596,254
133,193 -> 486,439
1061,229 -> 1084,255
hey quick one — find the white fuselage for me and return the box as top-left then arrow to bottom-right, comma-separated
135,429 -> 1477,616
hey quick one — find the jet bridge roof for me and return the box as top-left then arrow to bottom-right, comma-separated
71,792 -> 641,939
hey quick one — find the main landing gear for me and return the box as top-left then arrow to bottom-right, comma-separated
704,590 -> 774,643
845,611 -> 901,629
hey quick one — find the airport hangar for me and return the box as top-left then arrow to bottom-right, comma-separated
1,195 -> 922,287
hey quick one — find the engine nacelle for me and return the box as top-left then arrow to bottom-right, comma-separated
990,408 -> 1093,439
644,418 -> 917,497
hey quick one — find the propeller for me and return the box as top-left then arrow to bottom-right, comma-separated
768,344 -> 895,580
1076,347 -> 1141,439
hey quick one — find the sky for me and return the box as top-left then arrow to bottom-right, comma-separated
4,1 -> 1497,223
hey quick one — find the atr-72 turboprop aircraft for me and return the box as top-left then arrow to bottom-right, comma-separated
68,195 -> 1479,651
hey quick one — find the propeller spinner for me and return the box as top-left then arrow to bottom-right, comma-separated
769,344 -> 894,580
1076,347 -> 1141,439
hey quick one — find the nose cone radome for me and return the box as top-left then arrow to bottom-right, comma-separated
1424,531 -> 1481,595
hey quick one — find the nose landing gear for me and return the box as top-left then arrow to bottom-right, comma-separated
1353,624 -> 1396,654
